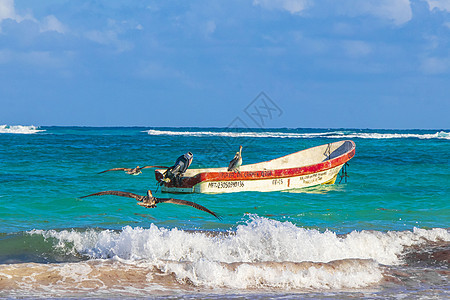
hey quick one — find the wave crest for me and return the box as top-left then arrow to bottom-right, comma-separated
0,258 -> 383,296
145,129 -> 450,140
0,125 -> 45,134
29,217 -> 450,266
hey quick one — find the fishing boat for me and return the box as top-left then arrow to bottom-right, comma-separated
155,140 -> 355,194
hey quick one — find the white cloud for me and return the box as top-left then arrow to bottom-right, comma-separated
332,22 -> 355,36
0,0 -> 15,21
84,18 -> 143,52
373,0 -> 412,25
426,0 -> 450,12
86,29 -> 133,52
342,40 -> 372,57
1,0 -> 65,34
0,49 -> 68,68
421,57 -> 450,74
253,0 -> 311,14
337,0 -> 412,25
21,51 -> 64,67
254,0 -> 412,25
205,20 -> 216,35
137,61 -> 183,79
86,30 -> 115,44
40,15 -> 65,33
0,0 -> 35,26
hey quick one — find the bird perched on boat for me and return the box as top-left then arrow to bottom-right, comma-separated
80,190 -> 221,219
98,165 -> 168,175
228,145 -> 243,172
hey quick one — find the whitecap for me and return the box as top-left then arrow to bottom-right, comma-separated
29,216 -> 450,266
144,129 -> 450,140
0,125 -> 45,134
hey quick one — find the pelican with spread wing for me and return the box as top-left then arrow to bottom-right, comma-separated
98,165 -> 168,175
80,190 -> 220,219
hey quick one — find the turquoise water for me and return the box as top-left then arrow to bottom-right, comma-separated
0,126 -> 449,298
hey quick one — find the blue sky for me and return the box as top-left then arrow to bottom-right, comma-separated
0,0 -> 449,129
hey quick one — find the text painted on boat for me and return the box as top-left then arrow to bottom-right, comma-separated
208,181 -> 245,189
300,171 -> 327,185
217,170 -> 274,179
272,179 -> 283,185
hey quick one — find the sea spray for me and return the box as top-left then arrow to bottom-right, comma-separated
29,216 -> 450,266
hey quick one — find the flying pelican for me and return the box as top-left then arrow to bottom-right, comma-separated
98,165 -> 168,175
80,190 -> 221,219
228,145 -> 243,172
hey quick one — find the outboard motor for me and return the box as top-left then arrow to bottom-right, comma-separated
161,152 -> 193,186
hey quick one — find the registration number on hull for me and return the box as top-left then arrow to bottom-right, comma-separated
207,181 -> 245,189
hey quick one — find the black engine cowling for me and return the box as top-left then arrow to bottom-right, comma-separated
161,152 -> 193,186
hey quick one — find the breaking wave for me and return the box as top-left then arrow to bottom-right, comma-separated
0,259 -> 382,297
145,129 -> 450,140
29,217 -> 450,266
145,129 -> 345,139
13,216 -> 446,295
0,124 -> 45,134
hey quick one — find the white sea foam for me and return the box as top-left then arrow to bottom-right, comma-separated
325,131 -> 450,140
162,259 -> 383,289
31,217 -> 450,265
0,259 -> 381,295
145,129 -> 450,140
28,217 -> 450,290
145,129 -> 344,139
0,124 -> 45,134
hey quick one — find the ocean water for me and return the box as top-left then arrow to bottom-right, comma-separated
0,126 -> 449,298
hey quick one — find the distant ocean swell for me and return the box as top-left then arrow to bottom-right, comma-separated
145,129 -> 450,140
1,125 -> 448,140
1,217 -> 447,296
